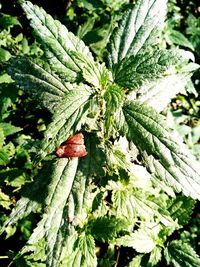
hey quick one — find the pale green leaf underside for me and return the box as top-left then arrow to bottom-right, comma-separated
112,187 -> 172,225
165,240 -> 200,267
61,233 -> 97,267
136,73 -> 191,112
108,0 -> 167,68
37,85 -> 93,160
114,49 -> 188,90
123,101 -> 200,200
22,1 -> 95,83
8,57 -> 70,112
116,229 -> 156,253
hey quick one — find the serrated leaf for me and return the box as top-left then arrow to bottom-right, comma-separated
116,226 -> 159,253
0,128 -> 4,148
128,255 -> 143,267
36,85 -> 93,160
111,185 -> 172,225
148,246 -> 162,266
104,84 -> 125,114
22,158 -> 78,267
69,134 -> 106,223
0,122 -> 22,137
90,216 -> 129,242
60,232 -> 97,267
22,1 -> 96,83
137,73 -> 191,112
7,57 -> 71,112
167,196 -> 195,226
104,84 -> 125,137
0,149 -> 9,166
114,49 -> 189,90
123,101 -> 200,200
165,240 -> 200,267
0,160 -> 59,235
169,29 -> 194,51
0,13 -> 21,28
108,0 -> 167,68
0,188 -> 12,210
67,50 -> 106,88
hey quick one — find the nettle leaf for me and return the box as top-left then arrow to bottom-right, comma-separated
115,226 -> 159,253
61,232 -> 97,267
108,0 -> 167,68
68,134 -> 106,223
137,73 -> 192,112
148,246 -> 162,266
104,84 -> 125,137
136,60 -> 199,112
0,159 -> 67,235
22,1 -> 99,84
0,122 -> 22,137
7,57 -> 70,112
128,255 -> 143,267
0,188 -> 12,210
37,85 -> 93,160
89,216 -> 129,242
123,101 -> 200,200
167,196 -> 195,226
111,184 -> 173,226
114,49 -> 189,90
165,240 -> 200,267
22,158 -> 78,267
67,50 -> 107,88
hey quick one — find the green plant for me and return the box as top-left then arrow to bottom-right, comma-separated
1,0 -> 200,266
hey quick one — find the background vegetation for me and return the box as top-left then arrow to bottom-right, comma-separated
1,0 -> 200,266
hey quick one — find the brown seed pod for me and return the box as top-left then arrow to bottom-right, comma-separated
56,133 -> 87,158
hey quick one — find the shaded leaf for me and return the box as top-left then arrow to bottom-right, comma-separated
169,30 -> 194,51
69,134 -> 106,223
90,216 -> 129,242
0,122 -> 22,137
0,160 -> 61,235
167,196 -> 195,226
165,240 -> 200,267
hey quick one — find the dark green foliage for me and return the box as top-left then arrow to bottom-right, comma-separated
1,1 -> 200,267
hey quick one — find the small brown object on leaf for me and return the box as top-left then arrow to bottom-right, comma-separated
56,133 -> 87,158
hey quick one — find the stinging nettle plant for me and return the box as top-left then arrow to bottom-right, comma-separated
1,0 -> 200,266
